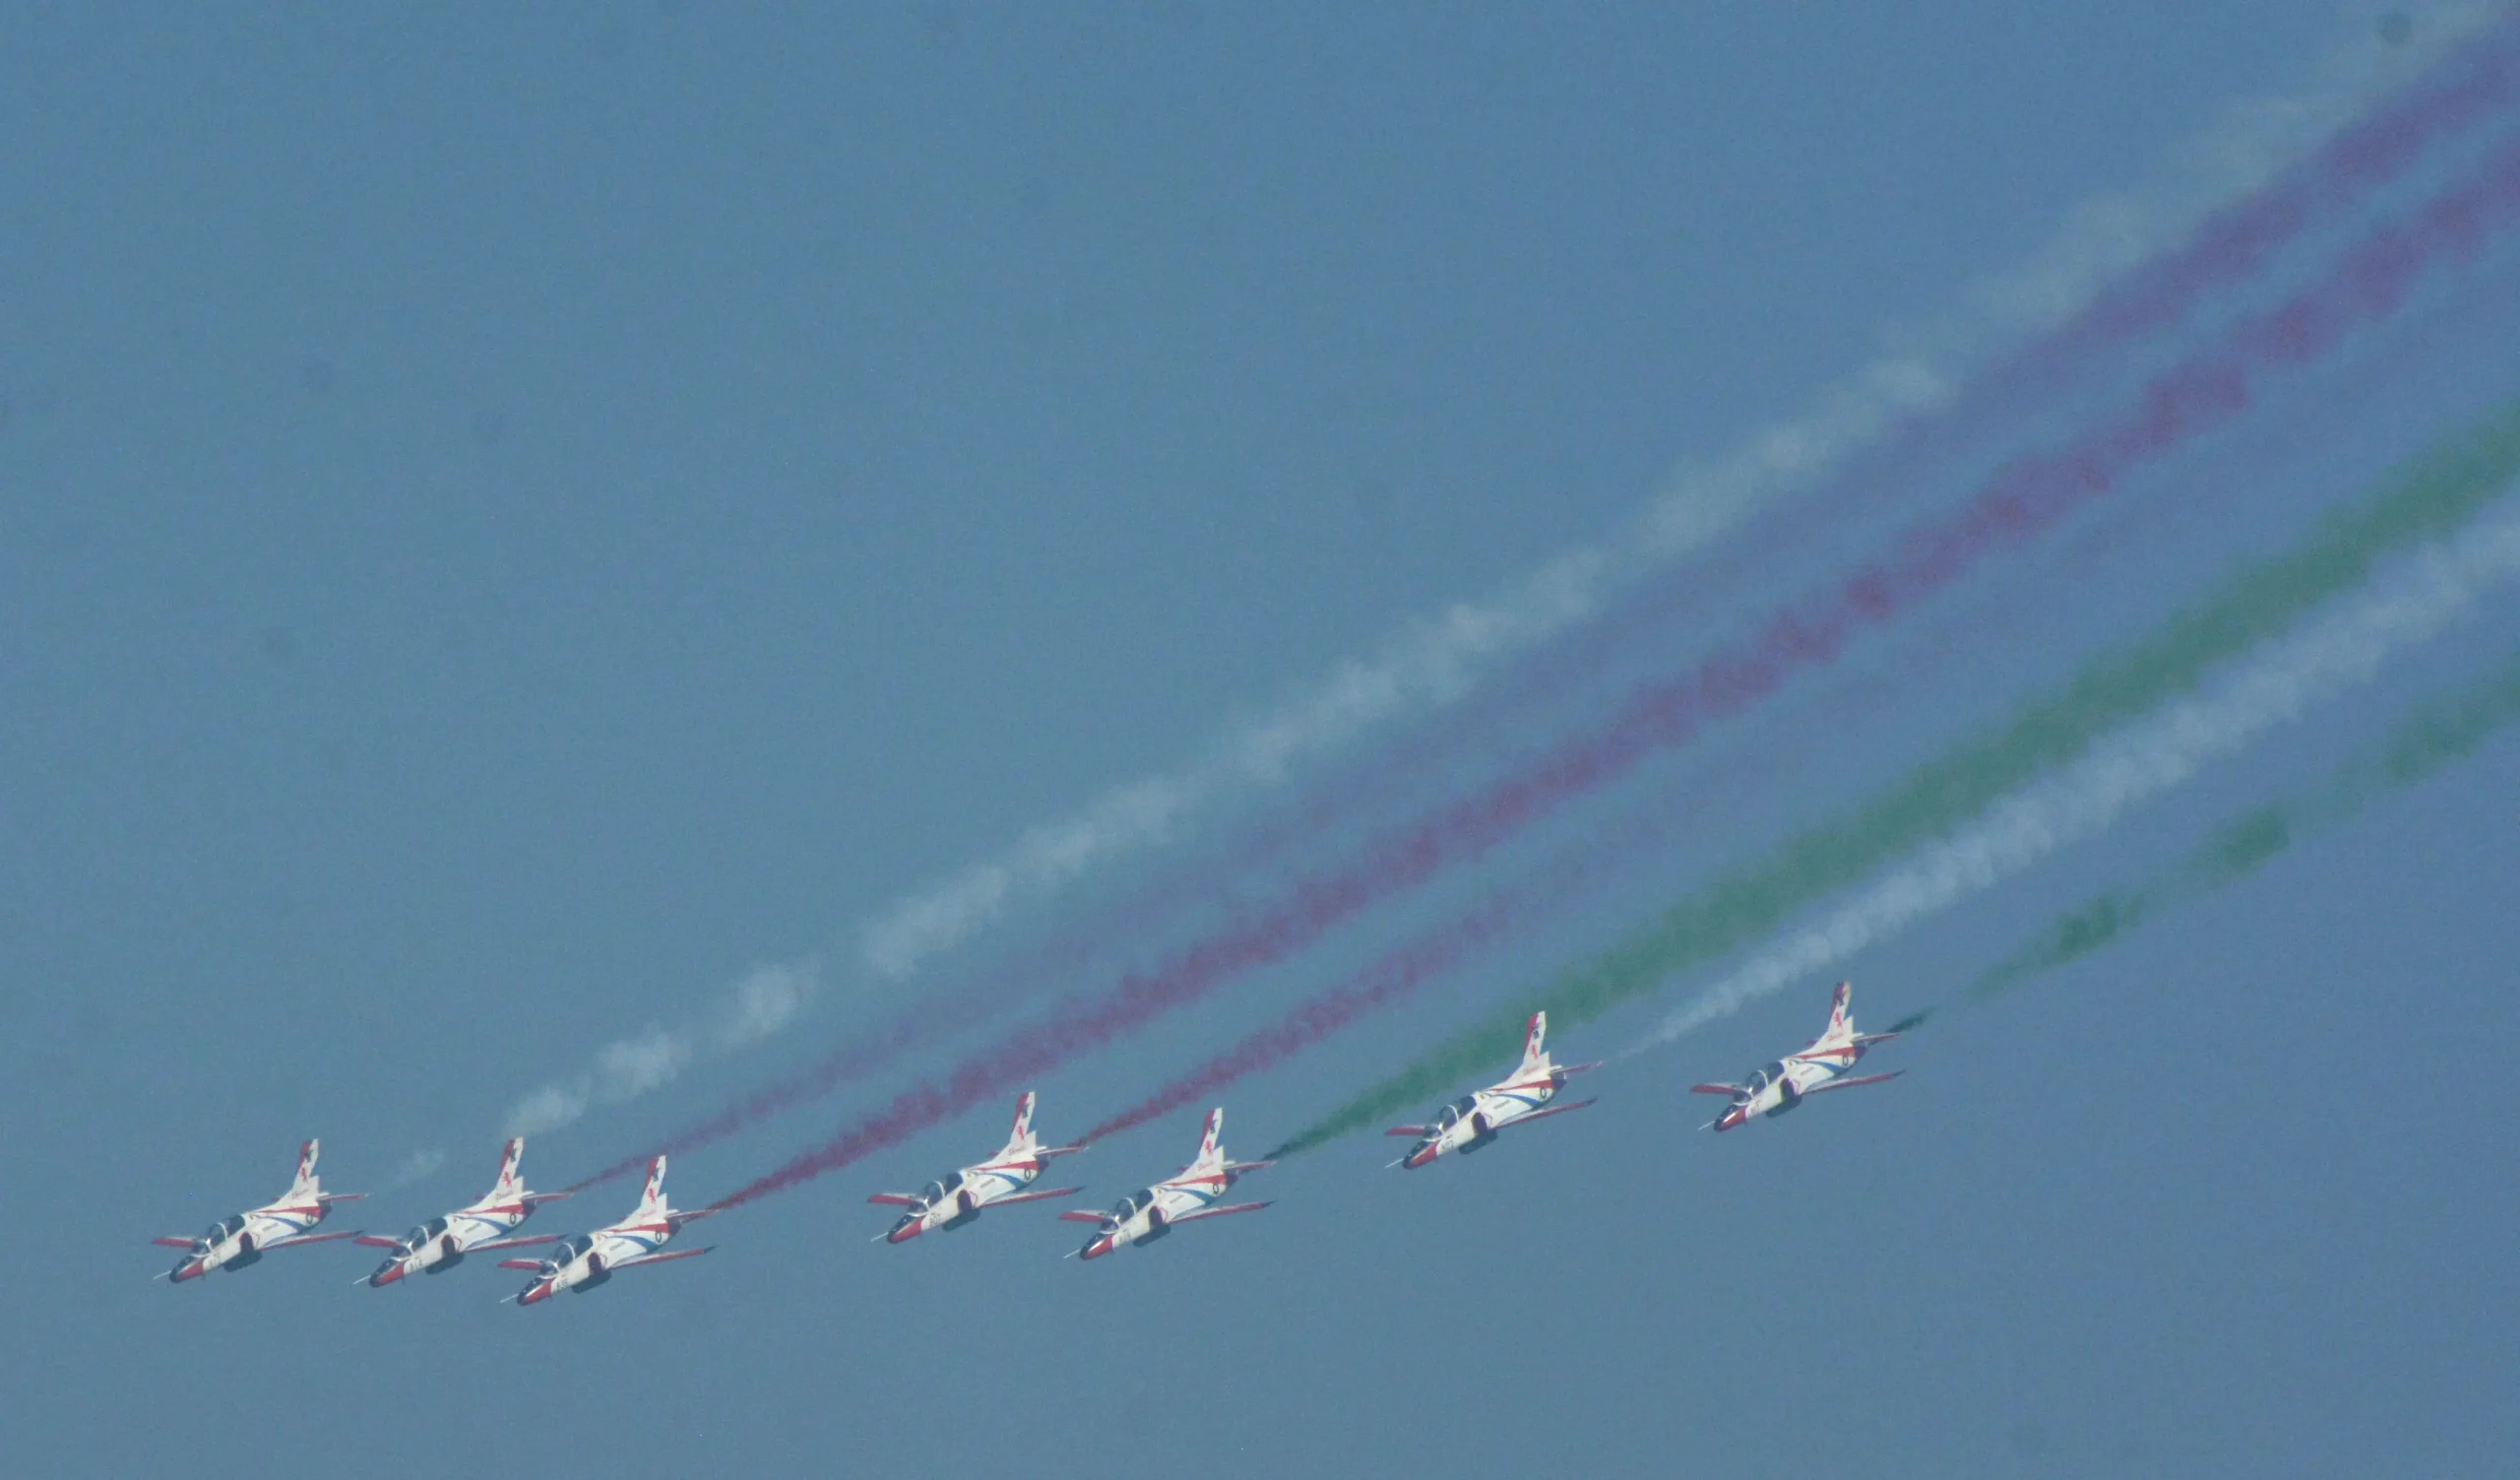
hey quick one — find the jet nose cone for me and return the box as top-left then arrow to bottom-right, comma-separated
368,1262 -> 403,1288
1405,1145 -> 1437,1170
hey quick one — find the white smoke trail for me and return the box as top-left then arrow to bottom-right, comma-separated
1627,493 -> 2520,1053
860,7 -> 2502,982
498,957 -> 821,1137
484,7 -> 2505,1143
375,1148 -> 447,1194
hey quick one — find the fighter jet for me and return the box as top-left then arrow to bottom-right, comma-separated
1060,1107 -> 1270,1260
1385,1009 -> 1599,1169
501,1155 -> 713,1306
1691,981 -> 1902,1131
155,1139 -> 366,1282
868,1091 -> 1086,1245
354,1137 -> 571,1287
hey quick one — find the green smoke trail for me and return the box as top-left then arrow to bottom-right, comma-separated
1267,404 -> 2520,1159
1885,645 -> 2520,1030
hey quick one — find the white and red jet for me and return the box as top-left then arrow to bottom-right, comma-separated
868,1091 -> 1086,1245
1061,1107 -> 1271,1260
354,1137 -> 572,1288
1692,981 -> 1902,1132
502,1155 -> 713,1306
156,1139 -> 366,1283
1386,1010 -> 1599,1169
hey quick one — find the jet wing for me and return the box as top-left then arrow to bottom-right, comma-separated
1504,1097 -> 1595,1126
1036,1143 -> 1090,1160
866,1192 -> 923,1207
1168,1201 -> 1271,1224
523,1191 -> 574,1207
665,1209 -> 719,1231
984,1186 -> 1082,1207
1223,1159 -> 1276,1175
152,1237 -> 199,1250
1557,1061 -> 1606,1075
1057,1209 -> 1111,1224
610,1246 -> 714,1270
496,1258 -> 548,1271
1689,1083 -> 1745,1096
471,1233 -> 562,1254
351,1235 -> 404,1250
261,1229 -> 367,1250
1805,1070 -> 1903,1095
1384,1126 -> 1432,1137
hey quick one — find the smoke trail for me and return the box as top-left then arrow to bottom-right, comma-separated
1627,498 -> 2520,1053
1074,635 -> 1934,1142
1075,345 -> 2516,1143
1896,645 -> 2520,1032
855,11 -> 2518,983
897,126 -> 2520,1010
502,17 -> 2520,1159
500,958 -> 819,1139
1355,14 -> 2520,798
375,1149 -> 448,1194
1079,792 -> 1658,1144
1264,399 -> 2520,1160
569,633 -> 1830,1190
1079,892 -> 1531,1146
625,151 -> 2520,1196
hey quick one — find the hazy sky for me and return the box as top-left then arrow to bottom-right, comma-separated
6,6 -> 2517,1477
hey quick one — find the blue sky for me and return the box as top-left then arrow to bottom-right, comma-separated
6,6 -> 2518,1476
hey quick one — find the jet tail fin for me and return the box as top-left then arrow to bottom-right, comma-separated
1823,981 -> 1856,1040
999,1091 -> 1041,1158
287,1138 -> 324,1199
1518,1011 -> 1549,1073
493,1137 -> 527,1197
1191,1107 -> 1226,1171
633,1156 -> 671,1221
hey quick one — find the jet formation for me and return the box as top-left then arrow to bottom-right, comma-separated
154,981 -> 1903,1298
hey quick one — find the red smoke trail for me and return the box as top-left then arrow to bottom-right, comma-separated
1071,665 -> 1856,1144
1079,894 -> 1525,1145
1078,821 -> 1624,1144
1305,20 -> 2520,816
583,34 -> 2520,1200
702,147 -> 2520,1211
565,929 -> 1148,1190
932,17 -> 2520,994
562,971 -> 1022,1190
1074,255 -> 2520,1148
2064,20 -> 2520,350
567,33 -> 2520,1197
